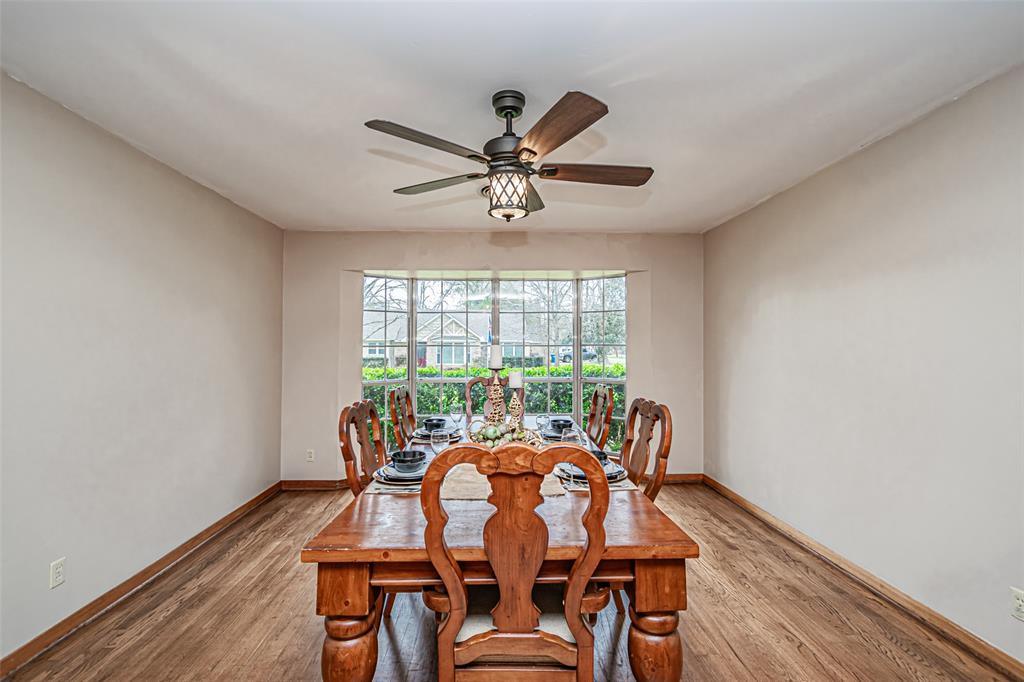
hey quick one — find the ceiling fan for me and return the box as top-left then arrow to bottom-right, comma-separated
365,90 -> 653,222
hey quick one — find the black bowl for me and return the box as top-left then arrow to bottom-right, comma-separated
549,418 -> 573,431
423,417 -> 448,431
390,449 -> 426,473
590,449 -> 610,463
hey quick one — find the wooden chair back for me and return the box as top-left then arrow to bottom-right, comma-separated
338,399 -> 386,496
584,385 -> 614,449
421,442 -> 609,680
465,375 -> 525,422
620,398 -> 673,501
388,386 -> 416,448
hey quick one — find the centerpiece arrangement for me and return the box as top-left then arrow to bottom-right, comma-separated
467,345 -> 544,448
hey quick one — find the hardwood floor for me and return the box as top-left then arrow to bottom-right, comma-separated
8,486 -> 1011,681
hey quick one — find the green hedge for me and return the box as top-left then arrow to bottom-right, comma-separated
361,362 -> 625,382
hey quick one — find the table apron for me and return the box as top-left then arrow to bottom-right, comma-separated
316,558 -> 687,616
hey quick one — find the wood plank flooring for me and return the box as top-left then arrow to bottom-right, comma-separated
8,486 -> 1010,681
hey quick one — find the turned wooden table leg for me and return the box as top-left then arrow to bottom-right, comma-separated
628,607 -> 682,682
321,607 -> 378,682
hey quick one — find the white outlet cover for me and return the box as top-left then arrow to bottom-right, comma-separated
49,557 -> 66,589
306,449 -> 315,462
1012,587 -> 1024,622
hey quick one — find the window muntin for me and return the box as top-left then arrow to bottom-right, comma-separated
360,274 -> 627,449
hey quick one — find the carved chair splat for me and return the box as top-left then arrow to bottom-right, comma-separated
338,399 -> 399,621
609,397 -> 673,613
388,386 -> 416,449
584,385 -> 615,450
420,443 -> 610,681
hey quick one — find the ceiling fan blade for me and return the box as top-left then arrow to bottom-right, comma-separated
537,163 -> 653,187
514,92 -> 608,162
526,180 -> 545,212
394,173 -> 487,195
366,120 -> 489,164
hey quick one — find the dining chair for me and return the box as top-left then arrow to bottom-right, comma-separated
584,385 -> 614,449
338,399 -> 400,621
464,376 -> 524,423
608,397 -> 673,613
420,442 -> 611,681
388,385 -> 416,448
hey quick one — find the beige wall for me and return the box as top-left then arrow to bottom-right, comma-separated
281,231 -> 703,480
1,76 -> 284,656
704,68 -> 1023,659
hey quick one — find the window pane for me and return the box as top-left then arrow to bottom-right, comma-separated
606,419 -> 625,452
582,354 -> 602,378
550,356 -> 573,378
603,346 -> 627,378
604,311 -> 626,344
388,347 -> 408,380
386,312 -> 408,344
523,280 -> 548,312
524,345 -> 548,376
581,312 -> 602,344
363,311 -> 386,343
499,280 -> 523,311
417,312 -> 441,342
441,311 -> 468,345
525,382 -> 548,414
362,349 -> 384,382
416,382 -> 440,415
363,277 -> 386,310
524,313 -> 547,344
418,347 -> 441,376
466,312 -> 492,348
550,383 -> 572,415
442,382 -> 466,414
502,345 -> 524,370
549,313 -> 572,345
467,280 -> 492,311
468,343 -> 489,372
361,384 -> 386,420
386,278 -> 408,310
499,312 -> 524,342
611,384 -> 626,417
417,280 -> 443,312
550,281 -> 573,312
581,279 -> 602,312
442,280 -> 467,311
605,277 -> 626,310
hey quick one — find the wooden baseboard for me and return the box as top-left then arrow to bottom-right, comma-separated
663,473 -> 704,484
0,481 -> 283,676
280,479 -> 348,491
701,475 -> 1024,680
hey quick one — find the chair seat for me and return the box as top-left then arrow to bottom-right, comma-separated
457,585 -> 575,644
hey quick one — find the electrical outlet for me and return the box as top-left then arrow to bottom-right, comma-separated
49,557 -> 66,589
1012,587 -> 1024,622
305,449 -> 315,463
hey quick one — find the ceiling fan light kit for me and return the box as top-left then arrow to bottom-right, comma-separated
366,89 -> 653,222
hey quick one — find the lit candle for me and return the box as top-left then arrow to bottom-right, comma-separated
487,344 -> 503,370
508,371 -> 523,388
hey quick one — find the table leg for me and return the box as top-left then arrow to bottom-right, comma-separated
321,603 -> 378,682
627,607 -> 682,682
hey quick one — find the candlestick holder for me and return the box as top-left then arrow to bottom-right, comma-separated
484,369 -> 507,426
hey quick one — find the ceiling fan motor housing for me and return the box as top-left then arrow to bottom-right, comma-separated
491,89 -> 525,120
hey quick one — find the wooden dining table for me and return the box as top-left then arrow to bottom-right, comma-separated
301,418 -> 700,681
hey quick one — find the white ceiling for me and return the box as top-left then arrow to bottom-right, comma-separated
2,2 -> 1022,233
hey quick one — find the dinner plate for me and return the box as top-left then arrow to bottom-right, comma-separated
374,463 -> 427,484
411,428 -> 461,441
554,461 -> 628,483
